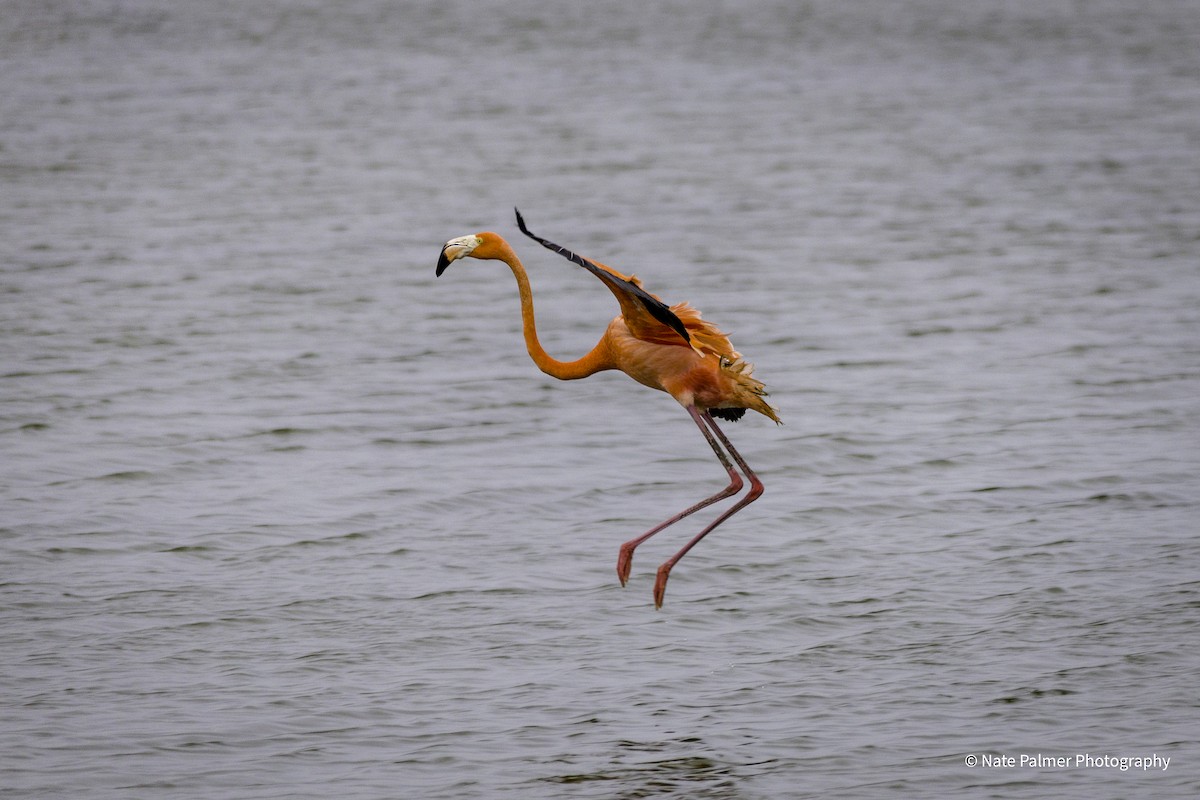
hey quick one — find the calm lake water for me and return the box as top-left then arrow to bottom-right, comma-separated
3,1 -> 1199,797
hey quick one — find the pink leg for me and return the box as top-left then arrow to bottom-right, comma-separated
616,406 -> 742,588
653,410 -> 764,609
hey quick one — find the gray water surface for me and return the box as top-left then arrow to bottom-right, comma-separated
3,1 -> 1199,798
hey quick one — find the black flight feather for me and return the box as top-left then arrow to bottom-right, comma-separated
514,208 -> 692,347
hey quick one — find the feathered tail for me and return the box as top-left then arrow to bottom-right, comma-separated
718,355 -> 781,424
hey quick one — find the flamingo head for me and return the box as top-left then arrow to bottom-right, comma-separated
435,234 -> 483,276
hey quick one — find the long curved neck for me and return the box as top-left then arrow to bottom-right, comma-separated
495,243 -> 613,381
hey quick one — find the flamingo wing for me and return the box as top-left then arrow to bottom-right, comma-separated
515,208 -> 694,349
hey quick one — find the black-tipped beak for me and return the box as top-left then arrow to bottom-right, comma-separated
435,247 -> 452,277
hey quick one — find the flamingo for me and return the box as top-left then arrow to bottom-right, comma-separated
435,209 -> 780,608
